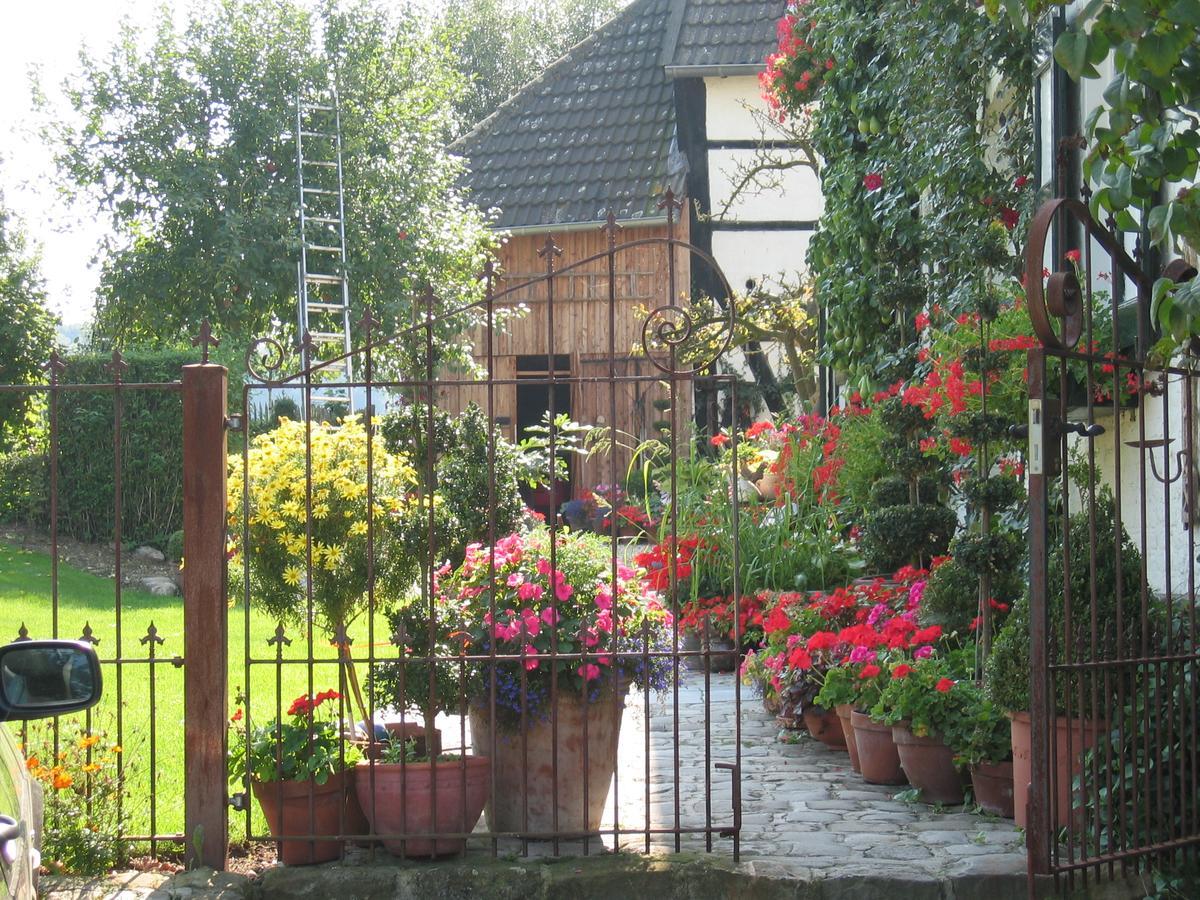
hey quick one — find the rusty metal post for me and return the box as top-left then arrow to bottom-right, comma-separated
1026,348 -> 1051,878
182,363 -> 229,870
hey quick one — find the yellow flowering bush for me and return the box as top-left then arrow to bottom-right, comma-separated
228,417 -> 422,635
21,720 -> 128,875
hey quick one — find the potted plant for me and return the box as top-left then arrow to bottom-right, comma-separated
873,655 -> 971,805
951,685 -> 1014,818
677,595 -> 737,673
985,489 -> 1148,828
229,690 -> 365,865
815,663 -> 864,772
446,526 -> 672,836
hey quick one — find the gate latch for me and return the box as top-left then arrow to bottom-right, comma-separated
1010,402 -> 1105,477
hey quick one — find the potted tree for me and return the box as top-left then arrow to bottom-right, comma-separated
445,527 -> 672,836
985,489 -> 1148,828
229,690 -> 365,865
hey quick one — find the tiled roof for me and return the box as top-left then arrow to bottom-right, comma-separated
453,0 -> 684,230
664,0 -> 784,70
454,0 -> 783,229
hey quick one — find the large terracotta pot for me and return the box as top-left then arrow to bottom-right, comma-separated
469,685 -> 624,835
756,470 -> 783,500
1010,711 -> 1106,828
836,704 -> 861,772
354,756 -> 489,857
851,711 -> 907,785
803,706 -> 847,749
251,769 -> 367,865
892,724 -> 963,805
971,760 -> 1015,818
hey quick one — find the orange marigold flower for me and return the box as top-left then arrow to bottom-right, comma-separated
83,763 -> 102,774
53,771 -> 74,790
77,734 -> 101,750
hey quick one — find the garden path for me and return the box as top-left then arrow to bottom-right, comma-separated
474,669 -> 1028,880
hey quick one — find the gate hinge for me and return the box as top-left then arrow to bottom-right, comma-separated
228,792 -> 248,812
225,414 -> 245,433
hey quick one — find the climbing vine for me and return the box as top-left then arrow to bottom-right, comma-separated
764,0 -> 1041,387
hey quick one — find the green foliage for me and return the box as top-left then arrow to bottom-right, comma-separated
773,0 -> 1035,383
868,475 -> 942,508
42,0 -> 493,370
380,401 -> 526,567
438,0 -> 627,132
0,189 -> 57,453
949,529 -> 1022,580
0,448 -> 48,529
1054,0 -> 1200,355
55,352 -> 192,544
948,680 -> 1012,767
829,406 -> 890,518
862,503 -> 957,574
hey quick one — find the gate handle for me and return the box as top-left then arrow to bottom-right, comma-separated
1009,421 -> 1104,440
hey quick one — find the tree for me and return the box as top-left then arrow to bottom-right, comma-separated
437,0 -> 628,133
0,182 -> 57,452
40,0 -> 493,375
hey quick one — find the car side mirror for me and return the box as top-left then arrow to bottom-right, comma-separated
0,640 -> 102,722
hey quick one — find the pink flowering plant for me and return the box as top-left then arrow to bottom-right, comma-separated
439,526 -> 673,728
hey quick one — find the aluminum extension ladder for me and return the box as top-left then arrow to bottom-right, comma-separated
295,85 -> 354,414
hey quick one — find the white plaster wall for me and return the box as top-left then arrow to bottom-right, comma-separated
711,229 -> 812,294
1073,389 -> 1196,600
708,148 -> 823,222
704,76 -> 785,141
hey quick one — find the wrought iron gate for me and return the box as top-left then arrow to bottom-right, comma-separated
229,197 -> 747,862
1023,196 -> 1200,890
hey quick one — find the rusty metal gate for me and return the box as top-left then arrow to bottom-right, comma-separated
1022,195 -> 1200,890
226,196 -> 747,864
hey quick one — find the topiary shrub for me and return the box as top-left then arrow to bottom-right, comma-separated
868,475 -> 943,508
918,557 -> 979,634
862,503 -> 957,574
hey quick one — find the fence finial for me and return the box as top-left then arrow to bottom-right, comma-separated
191,320 -> 220,364
600,209 -> 622,249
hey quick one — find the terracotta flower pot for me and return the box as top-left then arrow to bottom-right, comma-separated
803,706 -> 847,749
1010,711 -> 1105,828
851,711 -> 907,785
892,723 -> 963,805
469,683 -> 624,835
836,704 -> 861,772
681,630 -> 736,673
971,760 -> 1015,818
251,769 -> 367,865
354,755 -> 490,857
756,470 -> 783,500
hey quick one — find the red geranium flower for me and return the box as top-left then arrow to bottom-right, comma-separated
859,664 -> 881,679
863,172 -> 884,192
710,433 -> 729,448
892,664 -> 913,680
935,678 -> 955,693
1065,249 -> 1081,265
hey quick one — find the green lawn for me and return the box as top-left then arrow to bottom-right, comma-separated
1,541 -> 387,847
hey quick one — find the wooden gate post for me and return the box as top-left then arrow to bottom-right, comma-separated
182,363 -> 229,870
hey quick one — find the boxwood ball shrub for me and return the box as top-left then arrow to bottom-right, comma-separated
862,503 -> 957,574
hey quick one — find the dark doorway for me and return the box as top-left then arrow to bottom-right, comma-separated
516,354 -> 572,521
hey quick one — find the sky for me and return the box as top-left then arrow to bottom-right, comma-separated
0,0 -> 170,331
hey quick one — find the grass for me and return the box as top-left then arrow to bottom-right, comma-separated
0,541 -> 390,848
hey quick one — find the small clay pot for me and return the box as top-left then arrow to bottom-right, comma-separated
252,769 -> 367,865
971,760 -> 1015,818
892,724 -> 964,805
836,704 -> 861,772
851,711 -> 907,785
803,706 -> 847,749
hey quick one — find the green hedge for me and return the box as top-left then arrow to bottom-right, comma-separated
54,351 -> 190,545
